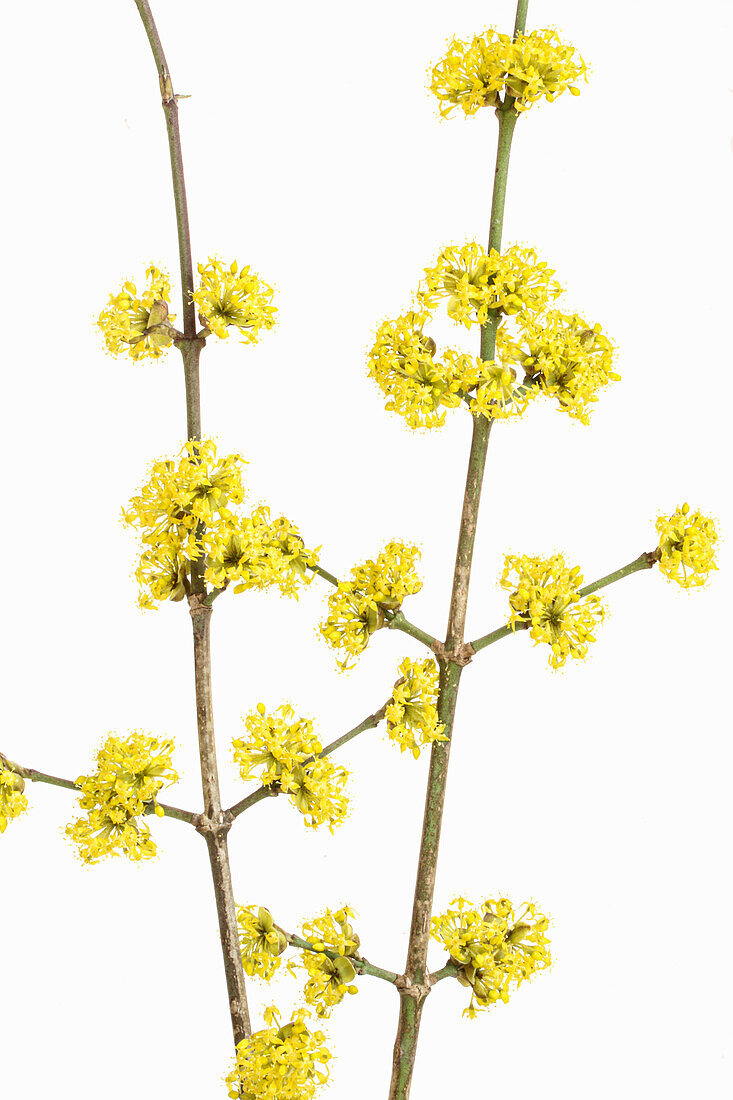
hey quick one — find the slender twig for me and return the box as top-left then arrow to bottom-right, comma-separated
309,563 -> 340,587
226,702 -> 390,822
388,6 -> 527,1095
468,550 -> 660,655
429,962 -> 459,985
279,928 -> 400,985
385,610 -> 440,652
131,0 -> 251,1047
3,759 -> 199,825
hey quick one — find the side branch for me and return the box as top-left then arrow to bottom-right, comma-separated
280,928 -> 400,985
469,550 -> 660,654
4,758 -> 198,825
226,702 -> 390,822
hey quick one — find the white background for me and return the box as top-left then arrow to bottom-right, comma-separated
1,0 -> 732,1096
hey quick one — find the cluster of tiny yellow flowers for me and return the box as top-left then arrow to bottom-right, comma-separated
97,264 -> 176,361
66,732 -> 177,863
431,896 -> 551,1018
656,504 -> 718,589
366,312 -> 471,429
0,756 -> 28,834
226,1006 -> 330,1100
123,439 -> 317,608
501,553 -> 605,668
430,27 -> 587,118
321,542 -> 423,669
462,353 -> 533,421
386,658 -> 446,758
498,311 -> 618,424
192,258 -> 277,343
237,905 -> 288,981
419,242 -> 561,329
233,705 -> 348,830
300,907 -> 361,1017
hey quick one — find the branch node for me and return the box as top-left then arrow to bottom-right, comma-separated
195,812 -> 232,839
431,640 -> 474,667
187,592 -> 212,618
395,974 -> 431,1004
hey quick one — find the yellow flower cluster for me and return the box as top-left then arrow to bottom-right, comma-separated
366,312 -> 470,428
419,243 -> 561,328
386,658 -> 446,758
237,905 -> 288,981
226,1006 -> 330,1100
233,705 -> 349,831
501,553 -> 605,668
499,311 -> 618,424
656,503 -> 718,589
193,258 -> 276,343
66,732 -> 177,864
97,264 -> 176,360
0,756 -> 28,834
300,907 -> 360,1017
431,896 -> 551,1018
123,439 -> 317,608
463,354 -> 533,421
430,27 -> 587,117
321,542 -> 423,669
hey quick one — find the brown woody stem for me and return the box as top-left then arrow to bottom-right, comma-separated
132,0 -> 251,1048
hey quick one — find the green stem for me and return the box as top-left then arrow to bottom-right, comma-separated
469,551 -> 659,654
4,759 -> 198,825
282,930 -> 400,985
388,86 -> 521,1100
386,611 -> 440,651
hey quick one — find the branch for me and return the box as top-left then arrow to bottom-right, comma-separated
133,0 -> 251,1045
3,759 -> 199,825
429,962 -> 459,985
468,550 -> 660,655
226,702 -> 390,822
279,927 -> 399,985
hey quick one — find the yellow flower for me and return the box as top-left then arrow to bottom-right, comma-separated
66,732 -> 177,863
656,504 -> 718,589
499,311 -> 618,424
283,759 -> 349,832
431,896 -> 551,1017
226,1006 -> 331,1100
233,704 -> 322,787
320,541 -> 423,669
0,756 -> 28,834
386,658 -> 446,758
193,258 -> 276,343
233,705 -> 349,831
419,242 -> 561,328
300,907 -> 361,1017
501,553 -> 605,668
237,905 -> 288,981
430,27 -> 587,117
124,440 -> 316,609
463,353 -> 534,421
366,311 -> 474,428
97,264 -> 176,360
205,508 -> 317,598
